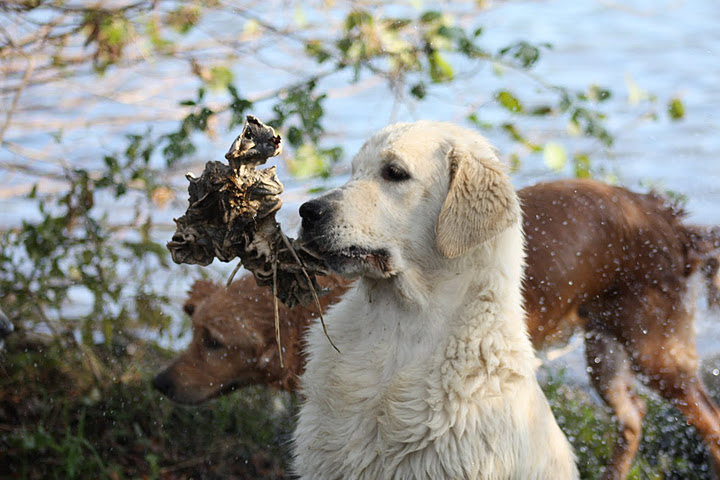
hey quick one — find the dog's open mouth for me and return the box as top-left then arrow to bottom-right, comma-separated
303,242 -> 392,277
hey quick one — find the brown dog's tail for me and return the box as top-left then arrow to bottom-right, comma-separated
684,225 -> 720,308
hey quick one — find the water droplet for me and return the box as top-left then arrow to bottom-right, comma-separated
713,369 -> 719,377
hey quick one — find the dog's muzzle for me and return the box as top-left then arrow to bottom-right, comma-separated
299,197 -> 392,277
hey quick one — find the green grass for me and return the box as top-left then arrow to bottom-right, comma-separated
0,338 -> 715,479
0,338 -> 295,479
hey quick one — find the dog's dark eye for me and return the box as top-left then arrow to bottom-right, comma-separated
381,163 -> 411,182
202,329 -> 223,350
244,128 -> 252,139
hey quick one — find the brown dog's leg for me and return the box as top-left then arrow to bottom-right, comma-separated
624,291 -> 720,479
669,381 -> 720,479
585,329 -> 646,480
638,349 -> 720,478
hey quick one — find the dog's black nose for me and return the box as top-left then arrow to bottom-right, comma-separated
299,199 -> 326,229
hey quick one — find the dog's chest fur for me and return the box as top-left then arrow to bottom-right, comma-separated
294,278 -> 541,479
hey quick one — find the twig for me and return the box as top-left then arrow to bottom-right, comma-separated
279,229 -> 340,354
272,259 -> 284,368
226,259 -> 244,288
0,54 -> 35,145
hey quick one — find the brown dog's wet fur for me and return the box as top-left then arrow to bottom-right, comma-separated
155,179 -> 720,479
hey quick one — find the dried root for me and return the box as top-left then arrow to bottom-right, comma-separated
167,115 -> 338,357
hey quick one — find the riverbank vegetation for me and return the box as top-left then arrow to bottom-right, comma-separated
1,337 -> 716,478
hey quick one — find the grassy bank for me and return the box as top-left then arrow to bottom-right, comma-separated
0,334 -> 715,479
0,336 -> 295,479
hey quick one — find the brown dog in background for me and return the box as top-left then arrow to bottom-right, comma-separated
152,274 -> 351,401
154,179 -> 720,479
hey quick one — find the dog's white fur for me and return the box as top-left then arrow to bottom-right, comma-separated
294,121 -> 578,479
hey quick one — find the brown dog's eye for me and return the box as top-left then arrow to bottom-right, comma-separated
202,329 -> 223,350
381,163 -> 411,182
244,129 -> 252,139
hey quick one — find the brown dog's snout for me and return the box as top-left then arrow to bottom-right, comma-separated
152,370 -> 176,400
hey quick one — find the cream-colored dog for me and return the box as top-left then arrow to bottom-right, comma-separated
295,121 -> 578,479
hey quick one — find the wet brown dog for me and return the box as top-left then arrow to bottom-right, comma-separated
152,274 -> 351,403
154,178 -> 720,479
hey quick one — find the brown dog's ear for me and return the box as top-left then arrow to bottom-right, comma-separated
435,147 -> 520,259
184,280 -> 220,315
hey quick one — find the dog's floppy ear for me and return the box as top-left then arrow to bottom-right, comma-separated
435,147 -> 519,259
184,280 -> 219,315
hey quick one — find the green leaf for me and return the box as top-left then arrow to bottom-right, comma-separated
345,10 -> 372,30
543,142 -> 567,171
101,14 -> 129,47
529,105 -> 553,116
428,52 -> 453,82
386,18 -> 412,31
420,11 -> 443,23
305,40 -> 331,63
496,90 -> 523,113
668,97 -> 685,121
467,113 -> 493,130
588,84 -> 612,102
287,143 -> 328,178
573,153 -> 591,178
501,124 -> 541,151
498,41 -> 543,68
410,82 -> 426,99
207,66 -> 233,91
287,126 -> 304,147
